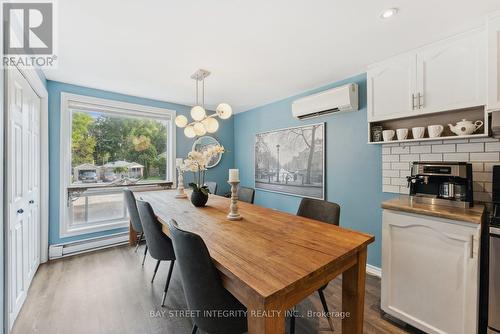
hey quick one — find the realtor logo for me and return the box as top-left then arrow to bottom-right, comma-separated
3,1 -> 57,68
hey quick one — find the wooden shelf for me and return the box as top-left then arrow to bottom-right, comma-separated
368,133 -> 489,145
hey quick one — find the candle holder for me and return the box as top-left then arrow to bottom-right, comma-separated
175,167 -> 188,198
227,181 -> 242,220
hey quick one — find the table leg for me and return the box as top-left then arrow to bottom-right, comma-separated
129,221 -> 138,246
342,246 -> 367,334
247,301 -> 285,334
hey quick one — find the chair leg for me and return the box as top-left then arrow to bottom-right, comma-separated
290,312 -> 295,334
134,232 -> 143,253
142,245 -> 148,266
151,260 -> 161,283
318,289 -> 334,331
161,260 -> 175,307
191,324 -> 198,334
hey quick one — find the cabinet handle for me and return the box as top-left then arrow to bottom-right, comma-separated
418,93 -> 424,109
17,208 -> 24,214
29,200 -> 34,204
411,94 -> 416,110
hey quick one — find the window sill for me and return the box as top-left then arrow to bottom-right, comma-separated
60,219 -> 130,238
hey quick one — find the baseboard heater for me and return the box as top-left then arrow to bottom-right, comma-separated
48,232 -> 130,260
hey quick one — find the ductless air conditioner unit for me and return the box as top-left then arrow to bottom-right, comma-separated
292,83 -> 358,120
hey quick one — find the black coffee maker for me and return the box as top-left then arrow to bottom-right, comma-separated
407,161 -> 473,208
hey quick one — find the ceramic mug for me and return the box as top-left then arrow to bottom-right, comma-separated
428,124 -> 444,138
412,127 -> 425,139
396,128 -> 409,141
382,130 -> 395,142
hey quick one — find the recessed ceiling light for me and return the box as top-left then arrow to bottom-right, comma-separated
380,8 -> 399,19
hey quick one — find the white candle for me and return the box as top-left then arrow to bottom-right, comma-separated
228,169 -> 239,182
176,158 -> 183,167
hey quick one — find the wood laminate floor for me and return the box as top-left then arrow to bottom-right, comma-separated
11,245 -> 423,334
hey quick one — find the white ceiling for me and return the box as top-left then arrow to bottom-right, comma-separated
44,0 -> 500,113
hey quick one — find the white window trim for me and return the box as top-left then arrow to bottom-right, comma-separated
59,93 -> 176,238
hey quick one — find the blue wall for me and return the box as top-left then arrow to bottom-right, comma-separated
234,73 -> 392,267
47,80 -> 234,245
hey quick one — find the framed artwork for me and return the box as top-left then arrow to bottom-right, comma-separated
254,123 -> 325,199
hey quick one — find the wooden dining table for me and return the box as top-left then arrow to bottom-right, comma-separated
130,190 -> 374,334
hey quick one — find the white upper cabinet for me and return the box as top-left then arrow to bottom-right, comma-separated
367,55 -> 416,122
417,30 -> 486,114
488,11 -> 500,111
368,29 -> 487,122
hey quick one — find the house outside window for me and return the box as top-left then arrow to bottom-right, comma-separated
60,93 -> 176,237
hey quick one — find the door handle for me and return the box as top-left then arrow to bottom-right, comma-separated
17,209 -> 24,214
29,200 -> 34,204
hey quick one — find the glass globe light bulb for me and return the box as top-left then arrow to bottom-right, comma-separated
216,103 -> 232,120
175,115 -> 188,128
193,122 -> 207,136
202,117 -> 219,133
190,105 -> 206,121
184,125 -> 196,138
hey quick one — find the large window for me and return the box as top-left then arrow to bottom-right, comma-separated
60,94 -> 175,237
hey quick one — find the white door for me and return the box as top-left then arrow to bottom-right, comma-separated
416,30 -> 486,114
367,54 -> 416,121
7,68 -> 41,329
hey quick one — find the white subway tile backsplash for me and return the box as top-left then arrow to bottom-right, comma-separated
473,172 -> 492,182
444,138 -> 469,144
391,178 -> 407,186
470,152 -> 500,162
392,162 -> 411,170
379,136 -> 500,202
399,186 -> 410,194
456,143 -> 484,152
473,181 -> 485,192
485,142 -> 500,151
383,185 -> 400,193
484,163 -> 498,172
474,191 -> 491,202
383,170 -> 399,178
420,153 -> 443,161
410,145 -> 431,154
400,154 -> 420,162
391,146 -> 410,154
424,140 -> 443,145
443,153 -> 469,161
470,137 -> 498,143
472,163 -> 484,172
432,144 -> 456,153
382,155 -> 399,162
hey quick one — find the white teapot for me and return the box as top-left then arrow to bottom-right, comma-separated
448,119 -> 483,136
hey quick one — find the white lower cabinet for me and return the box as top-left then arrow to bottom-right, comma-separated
381,210 -> 480,334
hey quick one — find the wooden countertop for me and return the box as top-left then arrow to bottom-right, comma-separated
381,195 -> 485,224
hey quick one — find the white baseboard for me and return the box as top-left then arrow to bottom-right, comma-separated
366,264 -> 382,277
49,232 -> 129,260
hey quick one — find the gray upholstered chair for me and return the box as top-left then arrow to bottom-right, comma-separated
205,181 -> 217,195
238,186 -> 255,204
168,220 -> 247,334
136,199 -> 176,307
290,197 -> 341,333
124,189 -> 148,264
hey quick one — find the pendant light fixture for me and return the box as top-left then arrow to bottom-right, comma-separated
175,69 -> 232,138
